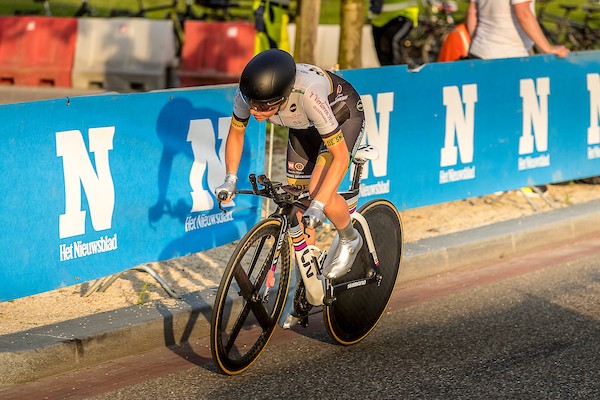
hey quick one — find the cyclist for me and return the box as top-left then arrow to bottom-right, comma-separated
215,49 -> 365,280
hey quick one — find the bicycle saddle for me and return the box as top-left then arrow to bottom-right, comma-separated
354,145 -> 379,163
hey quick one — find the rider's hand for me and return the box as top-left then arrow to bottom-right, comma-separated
215,174 -> 238,204
302,199 -> 326,229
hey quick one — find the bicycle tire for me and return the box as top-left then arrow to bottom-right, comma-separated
211,217 -> 292,375
324,199 -> 403,345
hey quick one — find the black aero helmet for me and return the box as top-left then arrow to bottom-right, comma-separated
239,49 -> 296,106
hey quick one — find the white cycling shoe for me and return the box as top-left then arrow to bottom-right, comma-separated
281,312 -> 303,329
322,228 -> 363,280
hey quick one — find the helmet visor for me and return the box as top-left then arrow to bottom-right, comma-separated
242,95 -> 285,112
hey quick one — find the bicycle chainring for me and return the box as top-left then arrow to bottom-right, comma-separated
293,279 -> 313,317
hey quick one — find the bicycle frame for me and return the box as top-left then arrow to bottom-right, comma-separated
242,145 -> 383,309
211,144 -> 400,374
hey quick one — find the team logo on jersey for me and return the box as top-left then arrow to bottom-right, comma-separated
356,99 -> 363,112
290,103 -> 297,112
337,85 -> 343,95
288,161 -> 305,172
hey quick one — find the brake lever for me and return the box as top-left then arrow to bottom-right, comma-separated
301,215 -> 313,240
250,174 -> 259,194
217,191 -> 228,213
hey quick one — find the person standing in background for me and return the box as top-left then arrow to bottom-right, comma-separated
370,0 -> 420,65
466,0 -> 569,59
466,0 -> 569,199
253,0 -> 291,54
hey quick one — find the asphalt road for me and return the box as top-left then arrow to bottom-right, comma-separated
4,235 -> 600,399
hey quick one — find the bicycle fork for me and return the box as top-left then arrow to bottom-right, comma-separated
289,223 -> 325,306
278,223 -> 325,329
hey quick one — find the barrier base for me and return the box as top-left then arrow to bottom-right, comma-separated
83,265 -> 181,299
72,70 -> 170,92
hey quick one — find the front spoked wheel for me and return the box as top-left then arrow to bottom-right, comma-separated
211,218 -> 292,375
324,199 -> 403,345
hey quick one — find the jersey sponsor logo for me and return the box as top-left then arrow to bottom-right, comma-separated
325,130 -> 344,147
440,84 -> 478,184
518,78 -> 551,171
287,161 -> 305,172
231,117 -> 246,129
311,98 -> 335,125
356,99 -> 363,112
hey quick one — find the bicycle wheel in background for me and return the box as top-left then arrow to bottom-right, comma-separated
324,199 -> 403,345
211,217 -> 292,375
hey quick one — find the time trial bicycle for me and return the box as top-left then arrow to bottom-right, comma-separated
210,144 -> 403,375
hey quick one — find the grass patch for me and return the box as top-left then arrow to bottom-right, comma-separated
136,281 -> 150,305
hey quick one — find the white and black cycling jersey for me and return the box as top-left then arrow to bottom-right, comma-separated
233,63 -> 344,137
233,62 -> 365,188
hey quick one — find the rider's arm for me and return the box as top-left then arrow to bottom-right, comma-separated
466,1 -> 477,37
225,88 -> 252,175
215,88 -> 250,203
214,116 -> 246,204
224,115 -> 247,176
513,1 -> 569,58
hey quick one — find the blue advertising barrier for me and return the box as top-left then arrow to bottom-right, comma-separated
1,51 -> 599,302
0,87 -> 265,301
337,51 -> 600,210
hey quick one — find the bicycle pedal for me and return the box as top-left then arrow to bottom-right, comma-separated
298,315 -> 309,328
280,312 -> 309,329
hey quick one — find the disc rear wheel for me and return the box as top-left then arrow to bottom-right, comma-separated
324,199 -> 403,345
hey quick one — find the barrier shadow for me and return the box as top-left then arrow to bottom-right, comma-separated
155,291 -> 216,370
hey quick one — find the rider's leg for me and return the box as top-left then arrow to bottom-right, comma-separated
309,162 -> 363,279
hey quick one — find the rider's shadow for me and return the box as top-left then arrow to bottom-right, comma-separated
149,95 -> 253,261
147,95 -> 251,369
149,96 -> 205,230
148,97 -> 221,370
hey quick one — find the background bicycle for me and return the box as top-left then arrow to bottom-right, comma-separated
537,0 -> 600,51
401,0 -> 459,69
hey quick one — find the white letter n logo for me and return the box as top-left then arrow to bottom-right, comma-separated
519,77 -> 550,155
56,127 -> 115,239
441,84 -> 477,167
